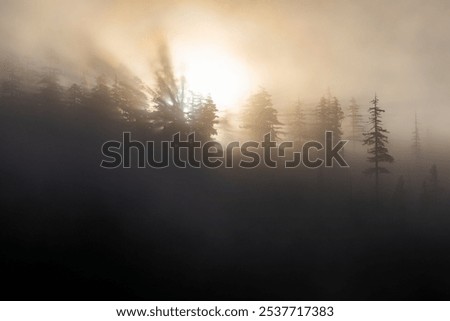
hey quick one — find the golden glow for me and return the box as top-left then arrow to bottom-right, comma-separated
173,44 -> 252,111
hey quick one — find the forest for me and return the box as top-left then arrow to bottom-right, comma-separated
3,0 -> 450,300
1,41 -> 449,300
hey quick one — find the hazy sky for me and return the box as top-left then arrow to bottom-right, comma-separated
1,0 -> 450,138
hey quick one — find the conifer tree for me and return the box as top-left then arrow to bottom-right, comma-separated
412,112 -> 421,158
89,75 -> 118,120
149,43 -> 187,134
242,88 -> 282,140
315,94 -> 344,141
363,94 -> 394,204
348,97 -> 364,144
1,69 -> 22,100
188,95 -> 219,141
36,68 -> 63,110
290,99 -> 307,145
66,83 -> 86,108
112,76 -> 149,123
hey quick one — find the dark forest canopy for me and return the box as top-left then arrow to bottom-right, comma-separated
1,50 -> 450,303
1,0 -> 450,302
0,46 -> 448,209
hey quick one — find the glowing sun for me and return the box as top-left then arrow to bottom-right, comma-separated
173,44 -> 252,111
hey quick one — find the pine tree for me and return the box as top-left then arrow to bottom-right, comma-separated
315,94 -> 344,142
112,76 -> 149,124
66,83 -> 86,108
149,43 -> 187,135
412,112 -> 421,158
242,88 -> 282,140
1,69 -> 22,100
89,75 -> 118,120
348,97 -> 364,145
0,68 -> 23,110
290,99 -> 307,145
363,94 -> 394,204
36,68 -> 63,111
188,95 -> 219,141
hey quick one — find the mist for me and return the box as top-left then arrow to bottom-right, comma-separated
1,0 -> 450,300
2,0 -> 450,111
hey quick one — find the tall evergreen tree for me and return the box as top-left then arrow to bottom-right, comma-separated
242,88 -> 282,140
348,97 -> 364,145
188,95 -> 219,141
290,99 -> 307,145
412,112 -> 421,158
36,68 -> 63,111
89,75 -> 118,120
1,70 -> 22,100
112,76 -> 149,124
66,83 -> 86,109
315,94 -> 344,141
0,68 -> 24,110
363,94 -> 394,204
149,43 -> 187,134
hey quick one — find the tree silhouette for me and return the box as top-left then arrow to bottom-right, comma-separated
363,94 -> 394,204
88,75 -> 119,120
149,43 -> 187,135
242,88 -> 282,140
112,76 -> 149,124
347,97 -> 364,146
35,68 -> 64,117
66,83 -> 86,109
315,94 -> 344,141
188,95 -> 219,141
290,99 -> 307,145
1,69 -> 23,102
37,68 -> 62,100
412,112 -> 421,159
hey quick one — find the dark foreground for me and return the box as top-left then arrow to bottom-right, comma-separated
1,109 -> 450,300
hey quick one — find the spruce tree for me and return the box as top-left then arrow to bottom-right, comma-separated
348,97 -> 364,145
315,94 -> 344,142
89,75 -> 119,120
36,68 -> 63,111
242,88 -> 282,140
149,43 -> 187,135
412,112 -> 421,159
188,95 -> 219,141
1,69 -> 22,100
363,94 -> 394,204
290,99 -> 307,145
66,83 -> 86,108
112,76 -> 149,124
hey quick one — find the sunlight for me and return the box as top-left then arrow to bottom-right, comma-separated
173,44 -> 252,111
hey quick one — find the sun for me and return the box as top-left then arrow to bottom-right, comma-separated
173,44 -> 252,111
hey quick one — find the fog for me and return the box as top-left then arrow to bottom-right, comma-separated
1,0 -> 449,160
2,1 -> 449,105
2,0 -> 450,300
